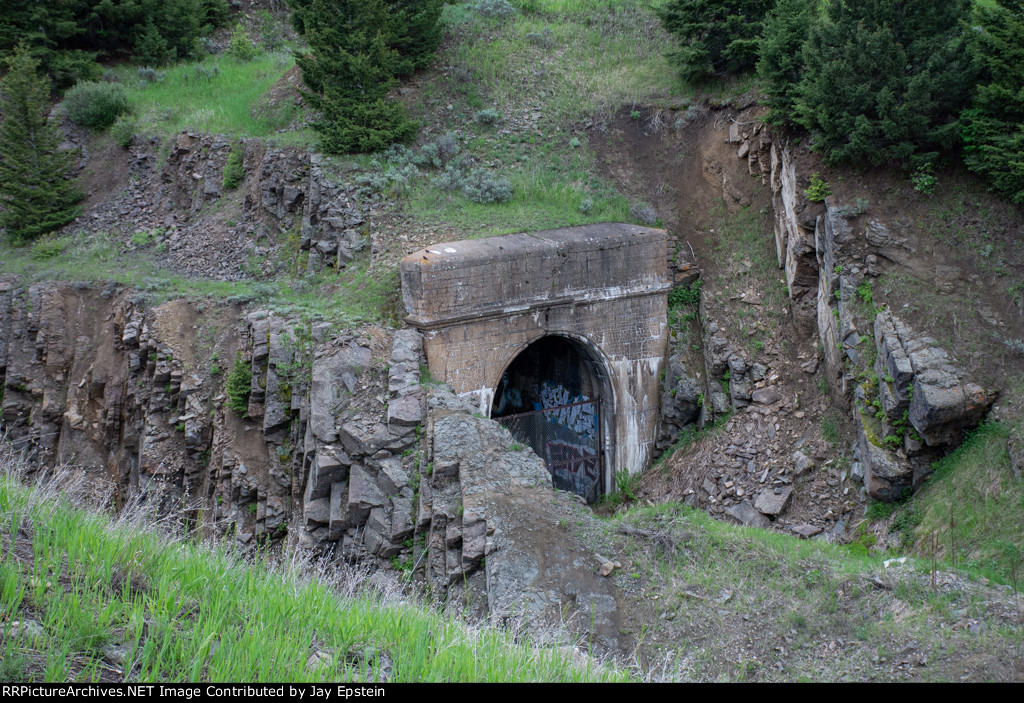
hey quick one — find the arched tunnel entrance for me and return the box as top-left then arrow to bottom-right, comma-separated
490,335 -> 613,503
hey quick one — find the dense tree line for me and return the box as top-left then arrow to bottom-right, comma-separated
660,0 -> 1024,202
0,0 -> 231,88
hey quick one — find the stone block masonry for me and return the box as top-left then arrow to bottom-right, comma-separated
401,224 -> 672,485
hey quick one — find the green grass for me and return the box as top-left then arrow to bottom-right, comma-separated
0,455 -> 626,682
611,501 -> 1024,681
904,421 -> 1024,584
404,154 -> 634,237
0,232 -> 401,325
441,1 -> 679,125
114,52 -> 312,143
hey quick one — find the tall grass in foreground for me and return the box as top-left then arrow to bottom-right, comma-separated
0,448 -> 626,682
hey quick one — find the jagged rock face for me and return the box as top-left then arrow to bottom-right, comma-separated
656,352 -> 701,452
424,387 -> 625,649
770,141 -> 820,323
80,132 -> 369,281
0,281 -> 427,561
855,311 -> 994,501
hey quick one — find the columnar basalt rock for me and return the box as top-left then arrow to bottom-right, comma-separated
854,311 -> 995,501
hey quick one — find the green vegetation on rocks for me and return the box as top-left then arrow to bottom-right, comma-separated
225,353 -> 252,416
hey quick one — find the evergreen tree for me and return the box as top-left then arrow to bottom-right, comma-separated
0,47 -> 81,243
756,0 -> 815,127
134,20 -> 174,67
961,0 -> 1024,203
291,0 -> 440,153
795,0 -> 975,167
656,0 -> 776,84
388,0 -> 445,76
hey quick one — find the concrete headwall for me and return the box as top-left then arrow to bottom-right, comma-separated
400,224 -> 671,482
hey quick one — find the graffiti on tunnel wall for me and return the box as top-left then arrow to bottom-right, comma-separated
539,381 -> 596,438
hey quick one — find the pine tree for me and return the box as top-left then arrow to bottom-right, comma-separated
388,0 -> 445,76
656,0 -> 776,84
0,47 -> 82,243
756,0 -> 815,127
290,0 -> 423,153
961,0 -> 1024,203
795,0 -> 975,167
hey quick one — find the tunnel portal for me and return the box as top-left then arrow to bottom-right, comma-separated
400,223 -> 671,499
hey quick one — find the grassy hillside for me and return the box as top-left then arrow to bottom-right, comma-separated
0,451 -> 625,682
605,501 -> 1024,682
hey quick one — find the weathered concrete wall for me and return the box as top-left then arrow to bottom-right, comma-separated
401,224 -> 671,482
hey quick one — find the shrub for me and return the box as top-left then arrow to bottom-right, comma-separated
111,115 -> 135,148
474,108 -> 501,125
222,148 -> 244,190
185,65 -> 220,83
227,22 -> 259,62
804,173 -> 831,202
226,353 -> 252,416
578,198 -> 594,214
630,202 -> 658,224
433,163 -> 467,192
31,235 -> 72,260
137,67 -> 162,84
473,0 -> 516,18
63,81 -> 130,129
461,169 -> 513,204
911,164 -> 938,195
668,279 -> 702,311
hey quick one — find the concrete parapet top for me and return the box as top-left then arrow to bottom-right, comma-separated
401,223 -> 670,327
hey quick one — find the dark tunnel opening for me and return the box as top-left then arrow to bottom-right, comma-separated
491,336 -> 609,502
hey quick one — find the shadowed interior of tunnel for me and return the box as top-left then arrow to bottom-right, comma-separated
490,335 -> 613,503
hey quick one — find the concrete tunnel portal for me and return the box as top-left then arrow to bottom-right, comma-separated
400,223 -> 671,501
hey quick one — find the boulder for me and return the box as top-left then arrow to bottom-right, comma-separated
725,500 -> 771,528
754,486 -> 793,517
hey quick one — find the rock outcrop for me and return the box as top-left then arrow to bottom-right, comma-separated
853,311 -> 994,501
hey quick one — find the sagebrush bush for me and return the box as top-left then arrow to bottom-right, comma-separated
630,202 -> 658,224
137,67 -> 162,84
462,169 -> 513,204
474,108 -> 501,125
63,81 -> 130,129
474,0 -> 516,18
433,162 -> 468,192
111,115 -> 136,148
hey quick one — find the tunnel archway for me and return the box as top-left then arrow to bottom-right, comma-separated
490,334 -> 615,502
